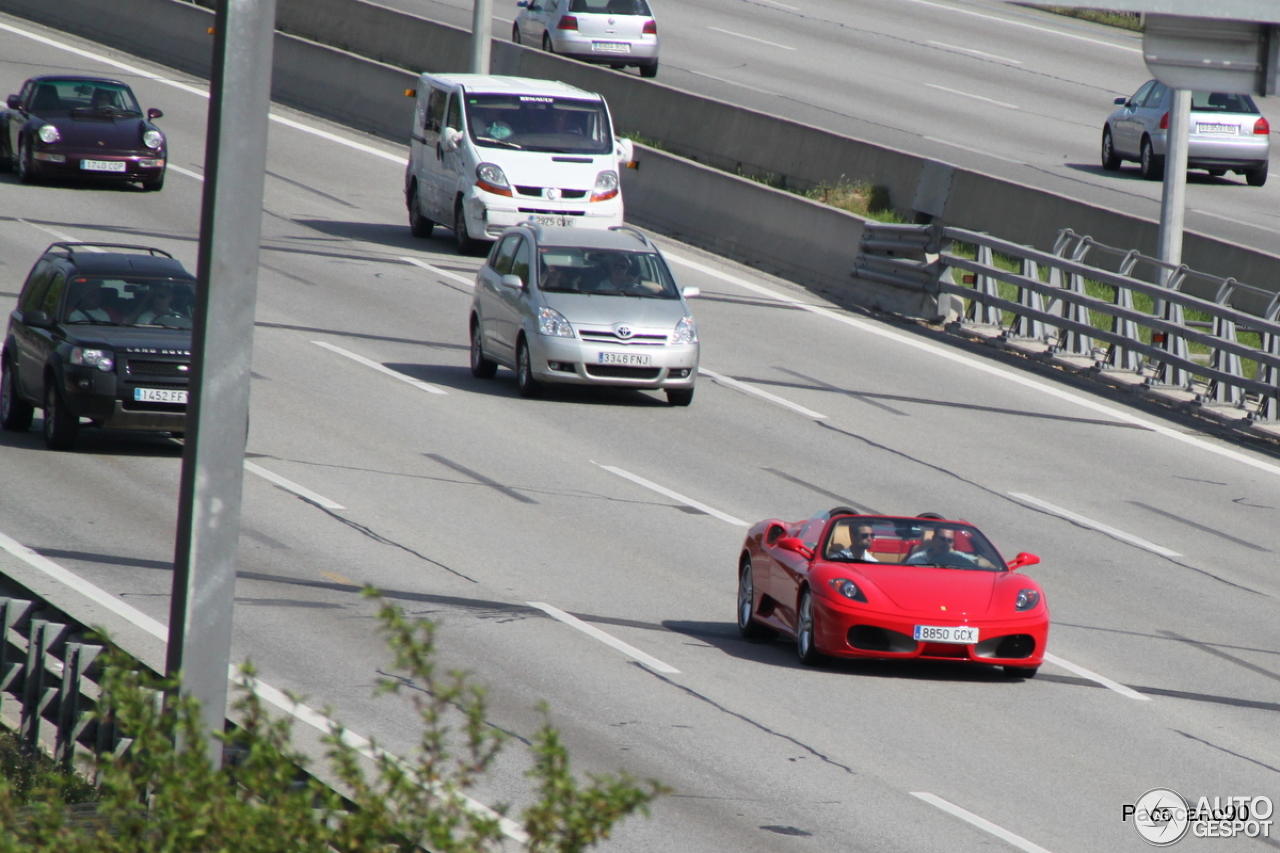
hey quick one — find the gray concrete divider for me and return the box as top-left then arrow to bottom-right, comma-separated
4,0 -> 1280,312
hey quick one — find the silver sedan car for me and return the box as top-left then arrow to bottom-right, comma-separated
512,0 -> 660,78
1101,79 -> 1270,185
469,224 -> 699,405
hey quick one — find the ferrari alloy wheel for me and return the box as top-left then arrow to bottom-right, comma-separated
43,381 -> 78,450
1,359 -> 34,432
470,321 -> 497,379
516,338 -> 543,398
1004,665 -> 1039,679
737,557 -> 775,641
796,590 -> 824,666
1100,127 -> 1120,171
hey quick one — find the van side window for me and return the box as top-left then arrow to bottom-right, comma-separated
445,95 -> 462,132
424,87 -> 447,135
491,234 -> 521,276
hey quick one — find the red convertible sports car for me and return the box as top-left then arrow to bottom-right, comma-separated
0,75 -> 166,191
737,508 -> 1049,677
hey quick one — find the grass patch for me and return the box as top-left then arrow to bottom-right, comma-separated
1030,6 -> 1143,30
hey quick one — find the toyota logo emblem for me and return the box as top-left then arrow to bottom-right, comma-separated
615,324 -> 634,339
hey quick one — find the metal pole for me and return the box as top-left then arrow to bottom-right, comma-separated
471,0 -> 493,74
167,0 -> 276,766
1155,88 -> 1190,307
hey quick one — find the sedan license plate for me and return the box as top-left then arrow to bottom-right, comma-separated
913,625 -> 978,644
598,352 -> 651,366
530,215 -> 576,227
592,41 -> 631,53
81,159 -> 128,172
1196,123 -> 1237,135
134,387 -> 188,404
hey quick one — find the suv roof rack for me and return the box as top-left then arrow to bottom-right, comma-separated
47,242 -> 175,259
607,224 -> 653,248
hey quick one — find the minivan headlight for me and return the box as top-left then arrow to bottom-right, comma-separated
537,307 -> 574,338
476,163 -> 512,197
591,169 -> 619,202
671,315 -> 697,345
37,124 -> 61,144
143,129 -> 164,150
70,347 -> 115,372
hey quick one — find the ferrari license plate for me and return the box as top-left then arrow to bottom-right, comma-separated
592,41 -> 631,53
599,352 -> 651,366
134,387 -> 188,404
913,625 -> 978,644
81,159 -> 128,172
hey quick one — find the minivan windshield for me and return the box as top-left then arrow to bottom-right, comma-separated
538,248 -> 680,298
465,95 -> 613,154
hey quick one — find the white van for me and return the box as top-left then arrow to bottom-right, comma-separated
404,74 -> 634,254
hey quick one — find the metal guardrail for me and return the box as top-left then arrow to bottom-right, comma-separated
853,223 -> 1280,420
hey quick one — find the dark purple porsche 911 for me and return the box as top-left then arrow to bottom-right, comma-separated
0,75 -> 167,191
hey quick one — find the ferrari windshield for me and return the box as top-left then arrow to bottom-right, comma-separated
464,95 -> 612,154
822,517 -> 1005,571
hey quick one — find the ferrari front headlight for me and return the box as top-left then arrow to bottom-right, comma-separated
1015,589 -> 1041,611
829,578 -> 866,603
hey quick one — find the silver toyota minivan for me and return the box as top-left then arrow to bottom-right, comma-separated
468,224 -> 700,405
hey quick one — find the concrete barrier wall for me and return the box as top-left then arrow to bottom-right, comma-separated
4,0 -> 1280,308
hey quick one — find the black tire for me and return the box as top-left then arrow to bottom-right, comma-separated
796,590 -> 825,666
1139,137 -> 1163,181
666,387 -> 694,406
17,138 -> 36,184
1,359 -> 34,432
737,557 -> 776,641
409,183 -> 434,238
454,201 -> 480,256
1004,665 -> 1039,679
1246,162 -> 1268,187
43,381 -> 78,450
1100,127 -> 1120,171
512,23 -> 522,44
1206,169 -> 1226,178
470,321 -> 497,379
0,130 -> 13,172
142,171 -> 165,192
515,338 -> 543,398
640,61 -> 658,79
542,33 -> 554,53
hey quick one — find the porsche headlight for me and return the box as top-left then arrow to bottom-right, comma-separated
537,306 -> 574,338
1015,589 -> 1041,611
37,124 -> 60,144
143,128 -> 164,150
671,315 -> 697,345
829,578 -> 866,603
70,347 -> 115,372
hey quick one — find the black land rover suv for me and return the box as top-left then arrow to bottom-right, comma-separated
1,242 -> 196,450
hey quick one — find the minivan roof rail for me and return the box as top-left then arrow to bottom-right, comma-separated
47,242 -> 175,258
607,225 -> 652,248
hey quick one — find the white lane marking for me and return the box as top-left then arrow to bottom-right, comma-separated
923,136 -> 1024,165
927,41 -> 1022,64
0,20 -> 405,166
752,0 -> 799,9
18,219 -> 80,243
698,367 -> 827,419
926,84 -> 1018,110
911,792 -> 1055,853
0,528 -> 527,844
894,0 -> 1141,53
1044,652 -> 1150,701
595,463 -> 749,527
244,460 -> 346,509
168,163 -> 205,182
663,253 -> 1280,483
528,602 -> 680,674
402,256 -> 476,286
312,340 -> 447,395
708,26 -> 796,50
1008,493 -> 1181,558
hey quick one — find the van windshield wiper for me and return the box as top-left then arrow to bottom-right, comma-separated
477,137 -> 522,149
